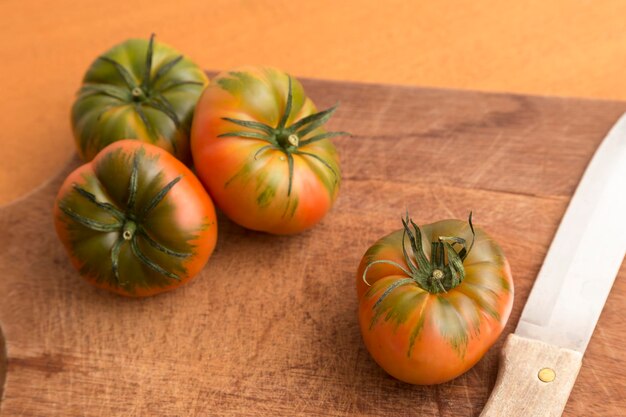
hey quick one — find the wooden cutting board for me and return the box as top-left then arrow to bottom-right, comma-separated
1,78 -> 625,417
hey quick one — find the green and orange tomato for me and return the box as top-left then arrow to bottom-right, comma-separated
71,34 -> 208,163
54,140 -> 217,297
357,214 -> 513,385
191,67 -> 346,234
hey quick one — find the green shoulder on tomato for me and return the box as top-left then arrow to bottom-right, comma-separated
191,67 -> 348,235
72,34 -> 208,163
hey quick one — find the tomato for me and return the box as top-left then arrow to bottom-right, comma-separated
356,214 -> 513,384
71,34 -> 208,163
191,67 -> 347,234
54,140 -> 217,297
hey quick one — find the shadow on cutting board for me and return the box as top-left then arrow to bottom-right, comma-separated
0,323 -> 6,406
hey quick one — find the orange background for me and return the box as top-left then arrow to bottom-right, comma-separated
2,0 -> 626,205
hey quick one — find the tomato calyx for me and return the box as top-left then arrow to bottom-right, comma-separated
58,150 -> 192,287
363,213 -> 476,296
92,34 -> 203,142
218,75 -> 349,196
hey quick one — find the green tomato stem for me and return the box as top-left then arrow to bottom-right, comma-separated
132,87 -> 144,100
288,134 -> 299,146
122,221 -> 137,240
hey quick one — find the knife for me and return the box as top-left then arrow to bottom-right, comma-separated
480,113 -> 626,416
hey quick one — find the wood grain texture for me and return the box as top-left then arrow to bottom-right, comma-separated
1,78 -> 626,416
5,0 -> 626,206
481,334 -> 583,417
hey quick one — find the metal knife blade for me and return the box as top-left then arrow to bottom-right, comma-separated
515,112 -> 626,352
480,113 -> 626,417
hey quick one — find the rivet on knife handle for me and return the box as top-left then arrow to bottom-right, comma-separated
481,334 -> 582,417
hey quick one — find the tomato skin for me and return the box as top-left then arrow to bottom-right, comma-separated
356,219 -> 513,385
191,67 -> 341,235
54,140 -> 217,297
71,35 -> 208,163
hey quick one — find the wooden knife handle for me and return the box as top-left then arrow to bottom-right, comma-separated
480,333 -> 583,417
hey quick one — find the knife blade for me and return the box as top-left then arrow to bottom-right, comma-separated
481,113 -> 626,417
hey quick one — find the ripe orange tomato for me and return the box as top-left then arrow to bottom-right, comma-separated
54,140 -> 217,297
191,67 -> 347,234
356,214 -> 513,384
